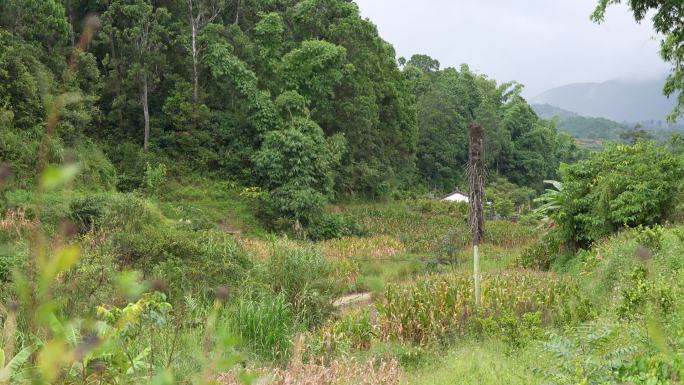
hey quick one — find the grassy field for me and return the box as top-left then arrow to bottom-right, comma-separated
407,341 -> 543,385
3,178 -> 683,384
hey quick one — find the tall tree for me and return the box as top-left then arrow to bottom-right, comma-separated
0,0 -> 71,71
101,0 -> 170,149
593,1 -> 684,120
186,0 -> 225,103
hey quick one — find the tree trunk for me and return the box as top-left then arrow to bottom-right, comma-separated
191,25 -> 199,103
66,0 -> 75,46
109,31 -> 125,128
142,75 -> 150,150
189,0 -> 199,103
234,0 -> 241,25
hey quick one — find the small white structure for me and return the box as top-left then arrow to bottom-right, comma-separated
442,191 -> 469,203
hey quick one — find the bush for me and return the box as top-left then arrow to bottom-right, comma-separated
72,139 -> 117,191
257,186 -> 327,233
634,225 -> 665,253
517,235 -> 562,270
548,142 -> 684,247
0,242 -> 26,283
307,214 -> 366,241
104,194 -> 251,299
68,193 -> 113,233
143,161 -> 167,196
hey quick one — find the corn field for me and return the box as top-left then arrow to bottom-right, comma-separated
377,270 -> 577,344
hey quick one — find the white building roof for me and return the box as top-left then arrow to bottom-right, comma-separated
442,191 -> 469,203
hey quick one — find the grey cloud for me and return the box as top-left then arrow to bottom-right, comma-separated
354,0 -> 669,97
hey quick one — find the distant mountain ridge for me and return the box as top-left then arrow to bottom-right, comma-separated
531,75 -> 677,123
531,104 -> 579,120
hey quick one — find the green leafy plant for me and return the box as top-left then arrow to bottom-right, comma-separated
535,323 -> 636,385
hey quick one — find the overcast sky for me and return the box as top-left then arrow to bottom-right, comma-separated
354,0 -> 669,97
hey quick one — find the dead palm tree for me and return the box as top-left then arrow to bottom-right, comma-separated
468,123 -> 485,307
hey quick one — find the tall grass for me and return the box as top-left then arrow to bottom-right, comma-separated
227,294 -> 293,361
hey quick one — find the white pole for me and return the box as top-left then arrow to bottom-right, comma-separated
474,244 -> 481,307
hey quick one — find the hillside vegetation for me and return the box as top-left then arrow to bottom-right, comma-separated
3,0 -> 684,384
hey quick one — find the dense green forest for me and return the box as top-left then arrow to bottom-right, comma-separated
4,0 -> 684,384
0,0 -> 579,202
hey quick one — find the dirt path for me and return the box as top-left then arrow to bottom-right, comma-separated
333,292 -> 373,312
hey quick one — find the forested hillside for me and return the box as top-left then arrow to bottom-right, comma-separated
1,0 -> 578,204
6,1 -> 684,384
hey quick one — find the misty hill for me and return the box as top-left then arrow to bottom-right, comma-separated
531,75 -> 677,123
532,104 -> 628,141
532,104 -> 579,120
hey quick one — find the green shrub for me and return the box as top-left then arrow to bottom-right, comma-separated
105,142 -> 158,192
617,265 -> 677,319
306,214 -> 366,241
103,193 -> 167,232
517,235 -> 562,270
475,311 -> 544,349
536,323 -> 637,385
143,161 -> 168,196
0,242 -> 26,283
547,142 -> 684,247
256,186 -> 327,233
103,194 -> 250,300
634,225 -> 665,253
68,193 -> 113,233
3,189 -> 69,231
72,140 -> 117,191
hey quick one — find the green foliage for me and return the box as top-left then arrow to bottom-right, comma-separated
517,235 -> 563,270
143,162 -> 168,196
257,243 -> 334,328
72,140 -> 117,192
547,142 -> 684,247
536,323 -> 636,385
280,40 -> 348,103
410,60 -> 581,193
68,193 -> 112,233
635,225 -> 665,253
306,214 -> 366,241
487,177 -> 536,217
306,310 -> 376,357
227,293 -> 293,361
253,113 -> 345,232
101,193 -> 250,299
